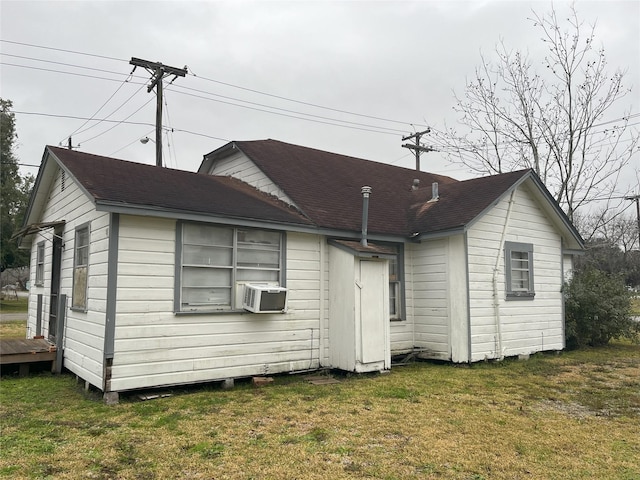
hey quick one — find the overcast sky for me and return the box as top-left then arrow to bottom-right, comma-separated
1,0 -> 638,203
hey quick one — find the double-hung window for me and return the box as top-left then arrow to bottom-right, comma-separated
35,242 -> 45,286
385,244 -> 404,320
178,222 -> 284,312
388,254 -> 402,320
505,241 -> 535,299
72,225 -> 90,309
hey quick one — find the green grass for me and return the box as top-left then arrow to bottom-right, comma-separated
0,296 -> 28,313
0,320 -> 27,339
631,297 -> 640,316
1,342 -> 638,479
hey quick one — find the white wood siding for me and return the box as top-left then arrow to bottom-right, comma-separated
111,223 -> 323,392
466,184 -> 564,361
27,166 -> 109,388
209,151 -> 296,206
407,239 -> 451,360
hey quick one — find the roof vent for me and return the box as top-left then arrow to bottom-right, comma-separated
412,179 -> 420,191
428,182 -> 439,203
361,186 -> 372,247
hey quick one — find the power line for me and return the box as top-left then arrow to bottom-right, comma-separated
168,83 -> 408,135
76,96 -> 156,146
2,40 -> 426,131
12,110 -> 156,127
0,61 -> 141,84
189,71 -> 428,128
71,82 -> 148,139
0,52 -> 144,79
108,128 -> 156,157
168,87 -> 401,136
58,75 -> 138,145
0,39 -> 127,63
4,59 -> 411,137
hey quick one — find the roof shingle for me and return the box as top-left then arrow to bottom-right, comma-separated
47,146 -> 312,227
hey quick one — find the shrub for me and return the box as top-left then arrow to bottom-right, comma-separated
564,266 -> 639,349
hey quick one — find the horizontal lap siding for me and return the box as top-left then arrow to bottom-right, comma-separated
27,168 -> 108,388
406,239 -> 450,359
467,184 -> 564,361
111,224 -> 322,391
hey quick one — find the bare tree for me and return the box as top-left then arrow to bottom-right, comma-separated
437,4 -> 639,223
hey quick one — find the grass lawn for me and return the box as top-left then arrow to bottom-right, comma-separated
0,296 -> 28,314
0,320 -> 27,339
1,342 -> 638,479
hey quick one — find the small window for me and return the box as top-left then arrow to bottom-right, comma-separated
35,242 -> 45,286
505,241 -> 535,300
388,254 -> 402,319
72,225 -> 89,310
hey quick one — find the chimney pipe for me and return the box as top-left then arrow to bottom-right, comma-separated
361,186 -> 372,247
429,182 -> 439,202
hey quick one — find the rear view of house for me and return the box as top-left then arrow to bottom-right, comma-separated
17,140 -> 583,401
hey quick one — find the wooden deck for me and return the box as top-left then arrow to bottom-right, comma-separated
0,338 -> 57,376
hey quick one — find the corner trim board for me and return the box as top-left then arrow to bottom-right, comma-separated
104,213 -> 119,360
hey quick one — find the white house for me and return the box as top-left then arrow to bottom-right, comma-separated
17,140 -> 583,401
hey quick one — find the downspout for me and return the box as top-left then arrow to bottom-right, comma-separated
361,186 -> 372,246
493,189 -> 516,361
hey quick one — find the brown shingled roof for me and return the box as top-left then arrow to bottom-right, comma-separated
232,140 -> 459,236
47,146 -> 312,227
409,169 -> 531,235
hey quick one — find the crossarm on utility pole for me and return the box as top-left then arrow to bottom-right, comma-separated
129,57 -> 187,167
402,128 -> 432,171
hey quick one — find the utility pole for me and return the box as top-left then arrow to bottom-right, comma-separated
625,194 -> 640,248
129,57 -> 187,167
402,129 -> 434,171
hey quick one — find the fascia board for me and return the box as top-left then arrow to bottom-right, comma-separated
462,172 -> 531,233
526,174 -> 585,249
413,227 -> 465,242
45,147 -> 99,208
456,171 -> 584,251
198,141 -> 237,173
22,148 -> 55,228
94,200 -> 409,242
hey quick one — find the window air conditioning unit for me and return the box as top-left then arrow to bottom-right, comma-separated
242,284 -> 288,313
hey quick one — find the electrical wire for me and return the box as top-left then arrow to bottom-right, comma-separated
0,52 -> 145,80
0,39 -> 127,63
188,70 -> 428,128
168,83 -> 408,134
58,74 -> 137,145
12,110 -> 156,128
0,61 -> 142,84
108,128 -> 156,156
71,81 -> 149,139
76,95 -> 156,145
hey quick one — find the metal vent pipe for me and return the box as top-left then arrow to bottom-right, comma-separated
361,186 -> 372,247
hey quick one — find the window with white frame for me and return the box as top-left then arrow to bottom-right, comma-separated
72,225 -> 89,309
505,241 -> 535,299
35,242 -> 45,286
178,222 -> 283,312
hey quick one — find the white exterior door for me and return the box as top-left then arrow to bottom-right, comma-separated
358,260 -> 390,367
